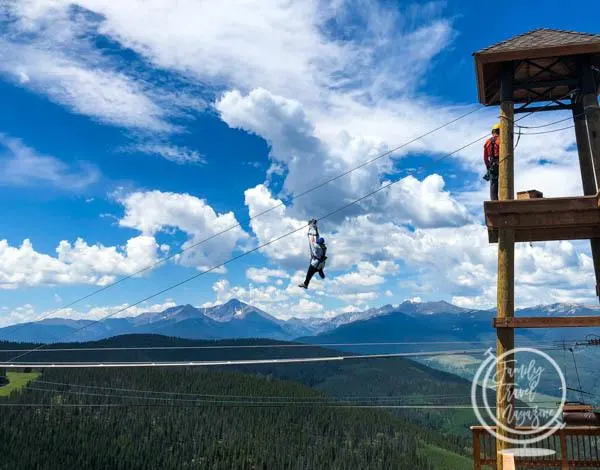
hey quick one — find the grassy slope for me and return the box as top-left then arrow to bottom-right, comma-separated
0,372 -> 40,397
419,443 -> 473,470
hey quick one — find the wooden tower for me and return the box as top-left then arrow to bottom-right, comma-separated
473,29 -> 600,469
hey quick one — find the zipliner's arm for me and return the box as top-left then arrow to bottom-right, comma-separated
483,139 -> 491,168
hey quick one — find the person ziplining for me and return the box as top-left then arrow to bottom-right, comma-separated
298,219 -> 327,289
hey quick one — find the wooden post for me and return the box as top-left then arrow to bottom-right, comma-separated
575,60 -> 600,297
501,452 -> 516,470
473,429 -> 482,470
559,429 -> 570,470
581,63 -> 600,190
573,97 -> 600,299
573,99 -> 597,195
496,65 -> 515,470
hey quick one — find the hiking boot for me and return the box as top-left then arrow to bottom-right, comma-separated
298,283 -> 307,289
318,270 -> 325,279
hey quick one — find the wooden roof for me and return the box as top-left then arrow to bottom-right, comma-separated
474,29 -> 600,106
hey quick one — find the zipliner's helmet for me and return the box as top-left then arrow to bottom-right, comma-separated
317,237 -> 325,244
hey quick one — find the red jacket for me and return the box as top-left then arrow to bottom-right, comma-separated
483,136 -> 499,168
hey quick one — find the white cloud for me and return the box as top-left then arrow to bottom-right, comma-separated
21,0 -> 344,101
1,1 -> 472,147
0,134 -> 100,190
246,267 -> 289,284
129,144 -> 205,165
383,174 -> 472,227
0,2 -> 196,132
244,184 -> 307,269
0,235 -> 160,289
333,272 -> 385,288
0,300 -> 177,327
203,278 -> 290,309
118,190 -> 249,270
0,39 -> 175,132
0,189 -> 248,290
336,291 -> 379,305
218,88 -> 478,227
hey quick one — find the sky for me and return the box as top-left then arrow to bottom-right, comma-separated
1,0 -> 600,326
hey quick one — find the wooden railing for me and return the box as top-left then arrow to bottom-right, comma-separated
472,426 -> 600,469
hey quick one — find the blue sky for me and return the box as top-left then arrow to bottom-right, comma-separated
1,0 -> 599,325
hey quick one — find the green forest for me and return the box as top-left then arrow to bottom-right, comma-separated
0,336 -> 475,469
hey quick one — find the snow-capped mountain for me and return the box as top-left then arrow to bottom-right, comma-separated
0,300 -> 597,344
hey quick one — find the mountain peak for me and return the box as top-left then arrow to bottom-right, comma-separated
223,299 -> 247,308
397,300 -> 467,315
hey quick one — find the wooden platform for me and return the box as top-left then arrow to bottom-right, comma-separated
472,426 -> 600,470
484,194 -> 600,243
493,316 -> 600,328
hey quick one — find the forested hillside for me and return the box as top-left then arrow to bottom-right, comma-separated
0,336 -> 474,469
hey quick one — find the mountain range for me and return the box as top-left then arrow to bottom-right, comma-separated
1,299 -> 599,346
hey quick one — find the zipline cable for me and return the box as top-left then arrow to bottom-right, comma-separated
23,384 -> 562,409
515,114 -> 579,129
32,378 -> 564,403
0,402 -> 561,409
31,379 -> 481,401
3,345 -> 564,367
0,339 -> 566,353
518,125 -> 574,136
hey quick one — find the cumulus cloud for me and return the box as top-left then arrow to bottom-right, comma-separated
0,133 -> 100,190
246,267 -> 289,284
242,182 -> 597,308
0,188 -> 250,290
244,184 -> 307,268
218,88 -> 482,227
0,236 -> 160,289
118,190 -> 249,270
243,179 -> 472,270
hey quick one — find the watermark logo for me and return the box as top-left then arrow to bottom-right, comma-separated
471,347 -> 567,446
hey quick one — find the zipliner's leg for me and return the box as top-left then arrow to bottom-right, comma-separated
490,175 -> 499,201
301,265 -> 318,288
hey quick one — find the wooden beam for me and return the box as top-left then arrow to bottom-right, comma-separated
485,195 -> 598,214
488,225 -> 600,243
475,43 -> 600,65
514,103 -> 574,113
484,195 -> 600,242
513,78 -> 579,90
493,316 -> 600,328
